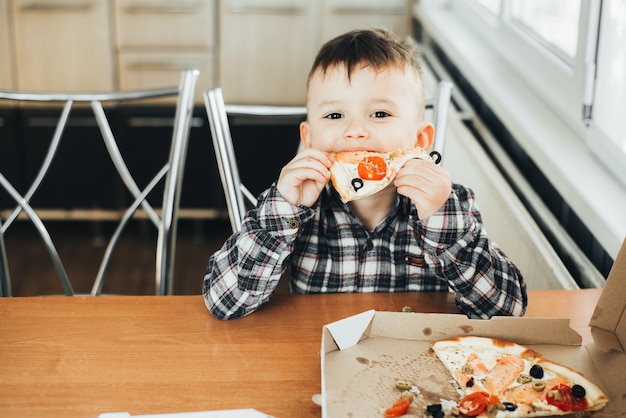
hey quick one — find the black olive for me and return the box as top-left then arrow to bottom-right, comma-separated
466,377 -> 475,387
529,364 -> 544,379
429,150 -> 442,164
502,402 -> 518,411
572,384 -> 586,399
351,178 -> 364,191
426,404 -> 442,414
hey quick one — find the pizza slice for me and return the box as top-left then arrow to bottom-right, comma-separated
329,147 -> 437,202
430,336 -> 608,417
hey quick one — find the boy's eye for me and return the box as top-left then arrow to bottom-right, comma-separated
324,112 -> 343,120
372,111 -> 390,118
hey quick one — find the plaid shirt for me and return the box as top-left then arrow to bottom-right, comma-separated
203,183 -> 527,320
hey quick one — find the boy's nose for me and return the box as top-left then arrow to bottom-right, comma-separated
343,119 -> 369,140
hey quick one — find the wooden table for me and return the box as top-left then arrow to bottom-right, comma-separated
0,289 -> 602,418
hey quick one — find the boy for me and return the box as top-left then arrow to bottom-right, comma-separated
203,28 -> 527,320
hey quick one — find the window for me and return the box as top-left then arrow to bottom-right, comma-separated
416,0 -> 626,261
509,0 -> 581,64
453,0 -> 625,184
473,0 -> 501,16
587,0 -> 626,180
458,0 -> 594,131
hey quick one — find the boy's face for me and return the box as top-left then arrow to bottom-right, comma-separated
300,63 -> 434,153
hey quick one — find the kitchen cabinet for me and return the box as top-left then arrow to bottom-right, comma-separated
117,51 -> 213,105
320,0 -> 411,43
114,0 -> 216,104
5,0 -> 216,98
219,0 -> 316,105
115,0 -> 215,49
0,0 -> 13,90
10,0 -> 114,92
219,0 -> 412,105
4,0 -> 412,103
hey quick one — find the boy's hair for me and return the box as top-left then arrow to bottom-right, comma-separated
307,27 -> 425,112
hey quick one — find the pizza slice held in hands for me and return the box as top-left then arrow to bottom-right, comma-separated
428,336 -> 608,417
329,147 -> 439,202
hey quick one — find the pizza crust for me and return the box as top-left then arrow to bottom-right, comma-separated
431,336 -> 544,362
329,147 -> 434,202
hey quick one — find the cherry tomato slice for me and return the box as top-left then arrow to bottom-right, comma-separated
546,384 -> 574,411
384,397 -> 410,417
546,384 -> 588,412
358,156 -> 387,181
458,392 -> 490,417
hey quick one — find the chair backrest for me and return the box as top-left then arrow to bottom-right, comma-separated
0,69 -> 199,296
204,80 -> 453,233
204,89 -> 307,233
430,80 -> 454,156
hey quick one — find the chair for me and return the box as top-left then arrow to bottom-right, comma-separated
204,81 -> 454,234
430,80 -> 454,156
0,69 -> 199,296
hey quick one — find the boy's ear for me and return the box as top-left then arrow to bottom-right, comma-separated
300,121 -> 312,149
415,122 -> 435,151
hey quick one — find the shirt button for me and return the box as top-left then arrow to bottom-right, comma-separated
286,219 -> 299,229
364,241 -> 374,251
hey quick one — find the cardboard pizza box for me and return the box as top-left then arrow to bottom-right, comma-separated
589,239 -> 626,353
320,238 -> 626,417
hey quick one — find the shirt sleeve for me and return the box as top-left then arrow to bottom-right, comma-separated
203,184 -> 314,320
413,184 -> 528,318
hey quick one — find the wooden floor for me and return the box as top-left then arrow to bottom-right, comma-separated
3,219 -> 232,296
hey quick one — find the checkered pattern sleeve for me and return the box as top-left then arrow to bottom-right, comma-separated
415,184 -> 528,318
203,184 -> 314,320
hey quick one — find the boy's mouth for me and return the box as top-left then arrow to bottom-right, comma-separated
336,147 -> 378,153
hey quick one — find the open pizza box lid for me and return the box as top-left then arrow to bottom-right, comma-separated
320,239 -> 626,417
589,238 -> 626,353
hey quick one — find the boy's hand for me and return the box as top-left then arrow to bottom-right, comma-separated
394,158 -> 452,220
276,149 -> 333,207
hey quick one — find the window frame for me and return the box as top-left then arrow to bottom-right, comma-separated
414,0 -> 626,259
454,0 -> 599,139
456,0 -> 626,204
